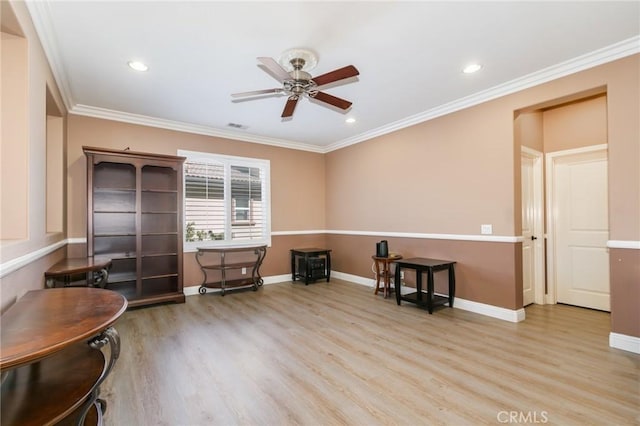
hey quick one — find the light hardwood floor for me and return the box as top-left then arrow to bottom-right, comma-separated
101,279 -> 639,425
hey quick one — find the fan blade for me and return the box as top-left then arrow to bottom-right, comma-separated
312,65 -> 359,87
281,96 -> 299,118
258,57 -> 292,82
231,88 -> 283,98
311,91 -> 352,110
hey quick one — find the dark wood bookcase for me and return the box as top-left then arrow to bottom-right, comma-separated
84,146 -> 186,308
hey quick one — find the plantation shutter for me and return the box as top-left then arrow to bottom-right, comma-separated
182,151 -> 270,247
230,165 -> 264,241
184,161 -> 225,241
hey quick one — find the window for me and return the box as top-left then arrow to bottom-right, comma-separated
180,150 -> 270,249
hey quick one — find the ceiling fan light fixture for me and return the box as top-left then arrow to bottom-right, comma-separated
462,63 -> 482,74
128,60 -> 149,72
278,48 -> 318,72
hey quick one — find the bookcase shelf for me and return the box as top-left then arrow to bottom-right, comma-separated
85,146 -> 186,308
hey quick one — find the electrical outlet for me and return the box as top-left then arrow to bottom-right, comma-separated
241,267 -> 247,274
481,224 -> 493,235
400,271 -> 405,280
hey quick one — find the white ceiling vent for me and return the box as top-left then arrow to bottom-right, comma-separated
227,122 -> 248,130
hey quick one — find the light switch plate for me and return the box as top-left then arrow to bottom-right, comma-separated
481,224 -> 493,235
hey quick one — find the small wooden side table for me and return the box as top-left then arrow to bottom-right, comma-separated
372,254 -> 402,298
394,257 -> 456,314
45,257 -> 112,289
290,248 -> 332,285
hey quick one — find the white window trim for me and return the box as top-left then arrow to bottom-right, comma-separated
179,150 -> 271,250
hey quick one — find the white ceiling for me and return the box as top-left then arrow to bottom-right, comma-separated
27,1 -> 640,152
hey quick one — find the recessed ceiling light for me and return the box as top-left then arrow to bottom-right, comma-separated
462,63 -> 482,74
128,61 -> 148,72
345,117 -> 356,124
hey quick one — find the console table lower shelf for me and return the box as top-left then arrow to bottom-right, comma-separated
2,343 -> 105,425
196,246 -> 267,296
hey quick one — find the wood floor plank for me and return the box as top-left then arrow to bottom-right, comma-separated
101,280 -> 640,425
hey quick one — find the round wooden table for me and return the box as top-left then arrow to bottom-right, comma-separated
1,287 -> 127,425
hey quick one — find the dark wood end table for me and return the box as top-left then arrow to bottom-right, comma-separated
393,257 -> 456,314
290,248 -> 332,285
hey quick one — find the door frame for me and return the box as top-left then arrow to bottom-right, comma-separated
521,146 -> 545,305
545,144 -> 608,305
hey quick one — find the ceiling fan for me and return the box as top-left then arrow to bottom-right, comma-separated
231,48 -> 360,118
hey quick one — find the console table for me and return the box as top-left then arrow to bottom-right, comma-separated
45,256 -> 112,288
290,248 -> 332,285
196,246 -> 267,296
393,257 -> 456,314
1,288 -> 127,425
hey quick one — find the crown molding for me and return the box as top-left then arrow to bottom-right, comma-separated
26,0 -> 639,155
325,35 -> 640,153
70,105 -> 325,153
25,0 -> 74,111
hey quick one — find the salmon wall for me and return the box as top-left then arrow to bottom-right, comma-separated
326,100 -> 517,236
0,1 -> 68,313
328,234 -> 522,309
543,94 -> 608,152
66,115 -> 327,236
325,55 -> 639,335
65,115 -> 328,289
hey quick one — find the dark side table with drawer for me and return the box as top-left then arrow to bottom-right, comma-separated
393,257 -> 456,314
290,248 -> 332,285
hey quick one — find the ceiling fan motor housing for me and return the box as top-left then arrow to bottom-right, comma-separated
286,65 -> 314,95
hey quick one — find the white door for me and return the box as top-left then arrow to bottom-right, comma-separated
550,147 -> 610,311
522,153 -> 536,306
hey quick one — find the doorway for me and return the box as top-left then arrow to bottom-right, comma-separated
546,145 -> 610,311
517,92 -> 609,311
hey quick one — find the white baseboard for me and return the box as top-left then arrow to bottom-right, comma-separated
184,273 -> 292,297
184,285 -> 200,296
184,271 -> 525,323
453,298 -> 526,322
262,274 -> 292,285
331,271 -> 375,287
334,271 -> 525,322
609,332 -> 640,354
